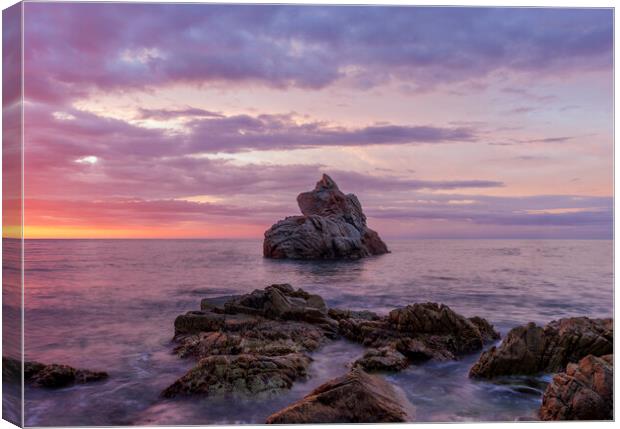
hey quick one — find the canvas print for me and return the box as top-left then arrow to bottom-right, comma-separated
1,1 -> 614,426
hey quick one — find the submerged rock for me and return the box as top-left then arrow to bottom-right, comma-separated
336,302 -> 500,365
539,354 -> 613,421
263,174 -> 389,260
265,368 -> 414,423
469,317 -> 612,378
162,353 -> 311,398
2,356 -> 108,388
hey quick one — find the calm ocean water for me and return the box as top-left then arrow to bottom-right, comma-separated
21,239 -> 613,425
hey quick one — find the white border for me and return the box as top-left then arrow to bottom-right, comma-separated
0,1 -> 616,429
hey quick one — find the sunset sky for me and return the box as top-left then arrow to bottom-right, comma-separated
19,3 -> 613,239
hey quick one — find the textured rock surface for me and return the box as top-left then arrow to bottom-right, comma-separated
166,285 -> 334,397
265,368 -> 414,423
223,283 -> 338,336
337,302 -> 500,364
263,174 -> 389,260
353,347 -> 409,372
162,353 -> 311,398
174,320 -> 325,359
539,354 -> 613,421
167,285 -> 501,398
469,317 -> 612,378
2,357 -> 108,388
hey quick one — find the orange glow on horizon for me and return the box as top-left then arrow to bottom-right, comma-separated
24,224 -> 265,239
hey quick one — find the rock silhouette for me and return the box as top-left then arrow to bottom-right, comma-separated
263,174 -> 389,259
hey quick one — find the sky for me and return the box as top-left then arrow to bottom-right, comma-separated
16,3 -> 613,239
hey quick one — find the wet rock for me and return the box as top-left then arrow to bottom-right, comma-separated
200,295 -> 238,312
353,347 -> 408,372
327,308 -> 381,321
168,285 -> 336,397
2,357 -> 108,388
336,302 -> 499,365
174,320 -> 325,359
388,303 -> 501,354
175,284 -> 337,339
469,317 -> 612,378
263,174 -> 389,260
162,353 -> 311,398
265,368 -> 414,423
539,354 -> 613,421
173,311 -> 226,337
222,284 -> 337,335
30,364 -> 108,388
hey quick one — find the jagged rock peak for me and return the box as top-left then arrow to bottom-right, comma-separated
315,174 -> 338,190
263,174 -> 389,260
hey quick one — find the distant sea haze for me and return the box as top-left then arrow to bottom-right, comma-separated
18,238 -> 613,425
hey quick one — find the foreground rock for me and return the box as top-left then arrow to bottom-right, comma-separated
469,317 -> 612,378
162,353 -> 311,398
540,354 -> 613,420
263,174 -> 389,260
167,284 -> 501,398
166,284 -> 335,397
265,368 -> 414,423
173,284 -> 335,361
336,302 -> 500,367
354,347 -> 409,372
3,356 -> 108,388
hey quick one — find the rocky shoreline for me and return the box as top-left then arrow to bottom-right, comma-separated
163,283 -> 614,422
8,282 -> 612,422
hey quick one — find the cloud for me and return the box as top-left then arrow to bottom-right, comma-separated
136,107 -> 224,120
523,136 -> 574,144
500,87 -> 557,103
22,103 -> 501,203
489,136 -> 574,146
505,106 -> 537,114
24,102 -> 478,172
185,114 -> 476,153
24,198 -> 284,227
23,4 -> 613,102
365,194 -> 612,230
511,155 -> 550,161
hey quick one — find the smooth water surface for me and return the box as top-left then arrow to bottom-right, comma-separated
22,239 -> 613,425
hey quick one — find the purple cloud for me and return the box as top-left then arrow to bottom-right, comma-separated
186,114 -> 476,152
23,4 -> 613,102
136,107 -> 224,120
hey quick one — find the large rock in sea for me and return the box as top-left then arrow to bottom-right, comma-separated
265,368 -> 414,423
263,174 -> 389,259
539,354 -> 613,421
469,317 -> 612,379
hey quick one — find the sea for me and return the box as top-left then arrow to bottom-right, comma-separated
12,238 -> 614,425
